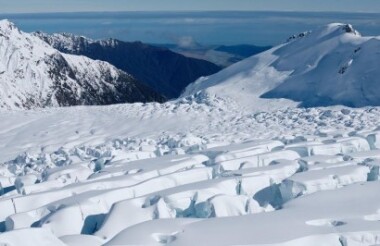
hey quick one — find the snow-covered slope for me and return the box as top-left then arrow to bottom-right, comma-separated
183,23 -> 380,109
0,20 -> 163,109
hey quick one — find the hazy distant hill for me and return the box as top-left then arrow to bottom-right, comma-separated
159,44 -> 272,67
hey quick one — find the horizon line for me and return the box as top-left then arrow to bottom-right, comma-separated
1,9 -> 380,15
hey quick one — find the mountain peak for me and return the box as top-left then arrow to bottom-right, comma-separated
0,19 -> 15,28
0,19 -> 18,35
183,22 -> 379,109
316,23 -> 361,37
0,20 -> 164,109
341,24 -> 359,34
329,23 -> 359,34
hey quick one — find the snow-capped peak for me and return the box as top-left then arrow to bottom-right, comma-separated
340,23 -> 360,35
314,23 -> 361,39
183,23 -> 378,109
0,20 -> 163,109
0,19 -> 18,33
330,23 -> 360,35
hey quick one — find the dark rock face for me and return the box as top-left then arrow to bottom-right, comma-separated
286,31 -> 311,42
45,52 -> 165,107
36,33 -> 222,99
342,24 -> 356,34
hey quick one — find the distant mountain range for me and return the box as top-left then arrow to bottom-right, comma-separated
0,20 -> 164,110
5,19 -> 376,111
35,32 -> 222,99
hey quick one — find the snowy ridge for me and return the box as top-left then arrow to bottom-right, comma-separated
34,31 -> 97,53
183,23 -> 380,109
34,32 -> 120,52
0,20 -> 163,109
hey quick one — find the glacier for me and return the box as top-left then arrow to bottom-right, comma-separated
0,21 -> 380,246
0,101 -> 380,245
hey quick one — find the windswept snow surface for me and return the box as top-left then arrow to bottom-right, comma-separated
183,23 -> 380,109
0,96 -> 380,245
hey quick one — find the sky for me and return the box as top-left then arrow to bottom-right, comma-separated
1,0 -> 380,13
1,1 -> 380,46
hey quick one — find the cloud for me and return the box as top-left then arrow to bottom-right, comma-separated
176,36 -> 200,48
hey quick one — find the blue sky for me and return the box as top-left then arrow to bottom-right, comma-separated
1,0 -> 380,13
